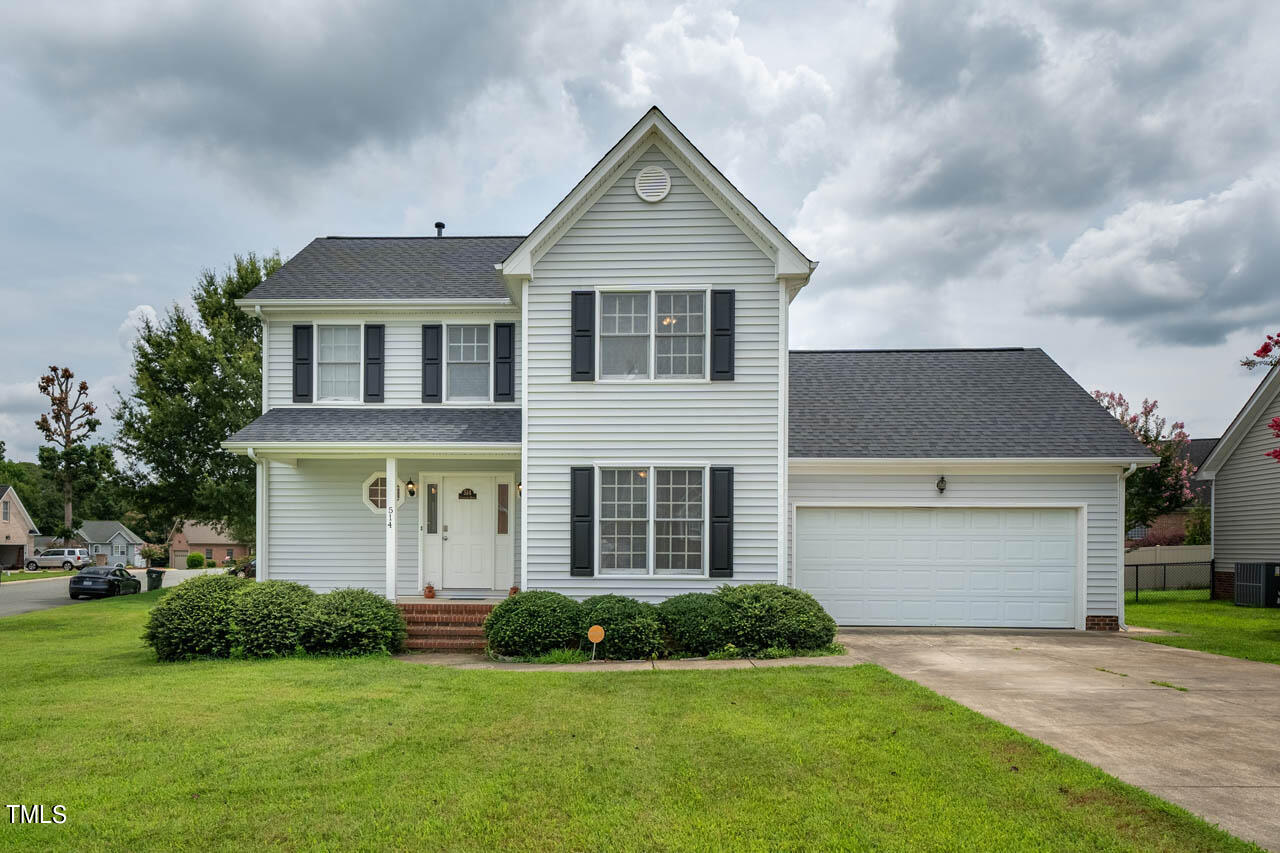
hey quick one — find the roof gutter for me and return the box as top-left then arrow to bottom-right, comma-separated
1122,462 -> 1138,479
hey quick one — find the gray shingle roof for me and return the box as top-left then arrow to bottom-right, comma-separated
227,407 -> 521,444
76,520 -> 145,545
242,236 -> 525,301
789,348 -> 1153,459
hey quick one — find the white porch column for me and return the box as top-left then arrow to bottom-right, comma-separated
385,456 -> 397,601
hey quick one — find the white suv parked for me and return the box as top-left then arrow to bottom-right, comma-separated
26,548 -> 92,571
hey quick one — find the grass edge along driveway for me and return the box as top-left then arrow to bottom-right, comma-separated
0,591 -> 1260,852
1125,589 -> 1280,665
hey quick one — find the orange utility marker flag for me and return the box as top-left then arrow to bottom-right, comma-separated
587,625 -> 604,660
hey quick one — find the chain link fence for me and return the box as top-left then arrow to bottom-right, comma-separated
1125,561 -> 1212,601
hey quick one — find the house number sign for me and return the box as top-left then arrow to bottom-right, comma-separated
458,488 -> 478,500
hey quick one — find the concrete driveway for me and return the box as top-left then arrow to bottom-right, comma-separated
840,628 -> 1280,851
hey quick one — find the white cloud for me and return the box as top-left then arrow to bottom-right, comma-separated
117,304 -> 157,352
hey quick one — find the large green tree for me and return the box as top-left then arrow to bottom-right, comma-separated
115,252 -> 280,544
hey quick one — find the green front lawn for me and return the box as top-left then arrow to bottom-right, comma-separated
1125,589 -> 1280,664
0,569 -> 76,582
0,593 -> 1255,851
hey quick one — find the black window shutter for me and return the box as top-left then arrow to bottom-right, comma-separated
494,323 -> 515,402
422,324 -> 442,403
709,466 -> 734,577
710,290 -> 735,381
363,324 -> 385,403
292,324 -> 313,403
570,291 -> 595,381
570,467 -> 594,577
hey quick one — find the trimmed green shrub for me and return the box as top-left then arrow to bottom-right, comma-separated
716,584 -> 837,653
185,552 -> 205,569
657,592 -> 733,656
301,588 -> 406,656
232,580 -> 315,657
142,574 -> 250,661
581,594 -> 664,660
485,591 -> 585,657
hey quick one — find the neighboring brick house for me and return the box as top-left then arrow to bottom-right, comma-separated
0,485 -> 39,569
1124,437 -> 1219,545
169,521 -> 251,567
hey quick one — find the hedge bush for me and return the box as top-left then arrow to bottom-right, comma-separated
581,594 -> 664,660
185,552 -> 205,569
657,592 -> 733,655
232,580 -> 315,657
484,590 -> 585,657
301,588 -> 406,656
142,574 -> 250,661
716,584 -> 836,654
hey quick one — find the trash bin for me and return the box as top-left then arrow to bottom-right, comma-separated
145,568 -> 166,592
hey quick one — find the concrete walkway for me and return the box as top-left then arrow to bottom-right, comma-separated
396,650 -> 865,672
838,628 -> 1280,852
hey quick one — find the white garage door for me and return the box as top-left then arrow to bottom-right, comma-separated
796,506 -> 1078,628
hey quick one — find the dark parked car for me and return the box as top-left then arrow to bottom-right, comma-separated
69,566 -> 142,600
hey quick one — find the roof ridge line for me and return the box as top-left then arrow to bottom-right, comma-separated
789,347 -> 1032,354
321,235 -> 527,240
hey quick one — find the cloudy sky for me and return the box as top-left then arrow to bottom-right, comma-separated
1,0 -> 1276,461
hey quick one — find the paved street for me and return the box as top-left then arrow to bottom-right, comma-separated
0,569 -> 214,618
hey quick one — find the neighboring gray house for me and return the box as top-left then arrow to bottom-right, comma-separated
1196,364 -> 1280,598
75,521 -> 146,567
223,106 -> 1151,630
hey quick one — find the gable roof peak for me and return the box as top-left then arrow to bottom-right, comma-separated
498,105 -> 815,292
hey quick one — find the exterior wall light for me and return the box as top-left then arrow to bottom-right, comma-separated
405,480 -> 417,498
936,475 -> 947,494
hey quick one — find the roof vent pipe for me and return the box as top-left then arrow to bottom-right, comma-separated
434,221 -> 445,237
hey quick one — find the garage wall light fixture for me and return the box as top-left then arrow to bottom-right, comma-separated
935,475 -> 947,494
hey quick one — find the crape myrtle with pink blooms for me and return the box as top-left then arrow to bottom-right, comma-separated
1092,391 -> 1194,531
1242,333 -> 1280,464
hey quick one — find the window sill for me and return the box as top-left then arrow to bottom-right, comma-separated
594,573 -> 711,580
594,377 -> 711,384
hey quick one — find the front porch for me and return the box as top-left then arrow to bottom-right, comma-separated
244,450 -> 521,602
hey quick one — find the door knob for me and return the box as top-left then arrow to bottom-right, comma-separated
442,535 -> 448,541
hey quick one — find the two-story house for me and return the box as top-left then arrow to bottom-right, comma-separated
224,107 -> 1151,630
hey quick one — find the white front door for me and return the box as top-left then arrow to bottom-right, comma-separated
442,476 -> 496,589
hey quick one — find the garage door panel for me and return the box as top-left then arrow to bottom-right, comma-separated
796,506 -> 1078,628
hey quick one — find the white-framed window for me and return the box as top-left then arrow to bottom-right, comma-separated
599,465 -> 706,577
226,548 -> 234,560
1,500 -> 8,521
446,324 -> 491,402
599,289 -> 708,380
316,325 -> 361,401
205,548 -> 214,560
113,543 -> 126,557
93,544 -> 104,555
362,472 -> 407,514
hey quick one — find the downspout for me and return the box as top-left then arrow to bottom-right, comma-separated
1117,463 -> 1138,630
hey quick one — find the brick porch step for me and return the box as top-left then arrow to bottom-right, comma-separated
406,624 -> 486,639
405,637 -> 487,651
398,602 -> 493,652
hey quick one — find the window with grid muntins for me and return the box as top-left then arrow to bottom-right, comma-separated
600,293 -> 650,378
447,325 -> 490,400
656,468 -> 704,574
655,292 -> 705,378
600,468 -> 648,574
317,326 -> 361,400
368,476 -> 388,510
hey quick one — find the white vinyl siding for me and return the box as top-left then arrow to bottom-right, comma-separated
264,311 -> 520,408
787,470 -> 1124,620
1212,390 -> 1280,568
265,458 -> 520,596
525,144 -> 782,601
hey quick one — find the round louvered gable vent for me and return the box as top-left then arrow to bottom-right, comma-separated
634,165 -> 671,202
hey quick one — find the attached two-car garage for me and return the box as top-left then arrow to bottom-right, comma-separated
786,348 -> 1155,631
794,505 -> 1079,628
